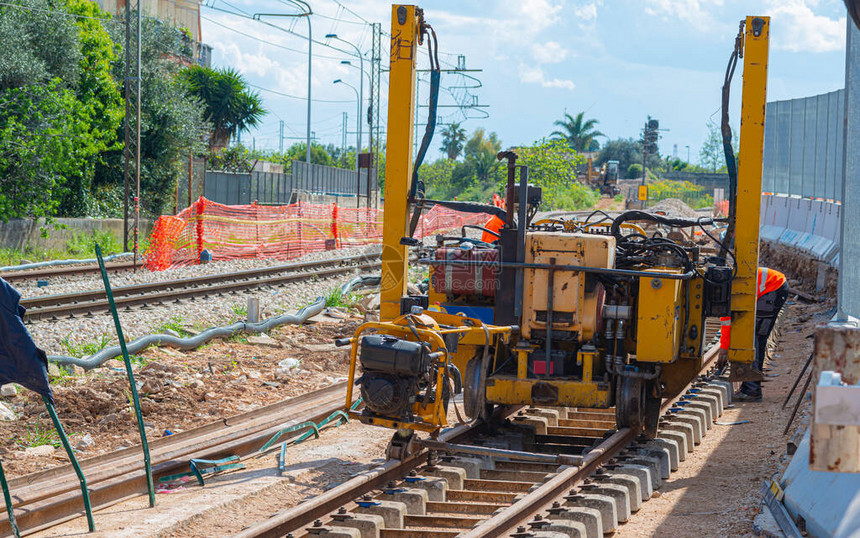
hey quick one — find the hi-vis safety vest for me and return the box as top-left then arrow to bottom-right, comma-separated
719,267 -> 787,350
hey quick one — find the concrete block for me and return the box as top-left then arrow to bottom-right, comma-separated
658,428 -> 689,458
546,520 -> 588,538
330,511 -> 385,538
354,499 -> 406,529
531,532 -> 570,538
550,506 -> 603,538
380,486 -> 427,515
619,455 -> 662,489
403,474 -> 447,501
682,400 -> 713,426
671,408 -> 705,443
613,464 -> 653,501
581,482 -> 631,522
596,472 -> 642,512
663,416 -> 697,446
709,379 -> 733,405
444,456 -> 483,479
693,389 -> 723,417
305,522 -> 361,538
629,446 -> 670,480
565,493 -> 618,532
513,414 -> 549,435
524,407 -> 560,427
423,465 -> 466,491
643,438 -> 679,471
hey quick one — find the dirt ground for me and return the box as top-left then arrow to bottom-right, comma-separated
0,316 -> 362,478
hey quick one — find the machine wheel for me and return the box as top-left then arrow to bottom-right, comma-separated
463,358 -> 486,420
615,376 -> 646,431
643,381 -> 662,438
386,429 -> 416,460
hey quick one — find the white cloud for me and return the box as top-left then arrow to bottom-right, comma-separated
643,0 -> 725,31
766,0 -> 846,52
519,64 -> 576,90
532,41 -> 569,63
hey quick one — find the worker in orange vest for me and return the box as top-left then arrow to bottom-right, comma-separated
718,267 -> 789,402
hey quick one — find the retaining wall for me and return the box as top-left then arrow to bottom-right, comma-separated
759,194 -> 841,265
0,218 -> 152,252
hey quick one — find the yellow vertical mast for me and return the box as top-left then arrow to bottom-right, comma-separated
380,5 -> 420,321
729,16 -> 770,378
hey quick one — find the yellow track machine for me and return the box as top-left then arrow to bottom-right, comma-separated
338,6 -> 770,458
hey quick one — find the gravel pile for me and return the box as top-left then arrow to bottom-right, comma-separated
648,198 -> 699,218
21,246 -> 381,357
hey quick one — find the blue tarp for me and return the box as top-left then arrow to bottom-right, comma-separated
0,278 -> 52,403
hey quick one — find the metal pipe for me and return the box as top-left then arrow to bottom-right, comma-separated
417,439 -> 582,466
515,166 -> 528,317
49,276 -> 381,369
0,252 -> 133,272
96,244 -> 155,508
416,258 -> 696,280
43,396 -> 95,532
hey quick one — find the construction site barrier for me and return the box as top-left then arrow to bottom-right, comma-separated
760,193 -> 841,264
144,197 -> 491,271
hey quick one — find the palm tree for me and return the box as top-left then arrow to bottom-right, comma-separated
183,66 -> 266,150
551,112 -> 604,152
440,122 -> 467,160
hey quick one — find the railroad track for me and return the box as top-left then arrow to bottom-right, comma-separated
236,342 -> 728,538
1,261 -> 137,284
20,254 -> 381,321
0,383 -> 351,536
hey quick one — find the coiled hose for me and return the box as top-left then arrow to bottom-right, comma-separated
48,275 -> 381,370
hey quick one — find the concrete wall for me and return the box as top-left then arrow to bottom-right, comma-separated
0,218 -> 153,252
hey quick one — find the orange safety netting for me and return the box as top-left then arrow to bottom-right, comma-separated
145,197 -> 491,271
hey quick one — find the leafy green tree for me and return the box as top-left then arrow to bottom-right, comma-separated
699,121 -> 737,173
464,128 -> 502,182
439,122 -> 467,160
96,15 -> 209,216
596,138 -> 664,179
0,0 -> 122,219
550,112 -> 604,152
183,65 -> 265,150
419,159 -> 457,199
517,138 -> 598,210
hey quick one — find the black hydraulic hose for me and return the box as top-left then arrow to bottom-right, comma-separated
720,21 -> 745,260
48,275 -> 381,370
407,25 -> 441,238
609,210 -> 724,240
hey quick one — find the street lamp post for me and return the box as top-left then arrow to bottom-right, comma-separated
334,79 -> 360,206
326,34 -> 365,155
254,0 -> 312,165
685,145 -> 690,164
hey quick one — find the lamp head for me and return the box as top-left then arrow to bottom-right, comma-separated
325,33 -> 338,39
333,79 -> 343,84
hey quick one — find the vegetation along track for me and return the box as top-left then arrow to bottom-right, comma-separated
0,383 -> 350,536
236,330 -> 729,538
18,254 -> 381,322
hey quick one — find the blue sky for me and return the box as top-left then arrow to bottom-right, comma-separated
201,0 -> 848,163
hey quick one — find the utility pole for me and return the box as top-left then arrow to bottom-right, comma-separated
123,1 -> 142,268
342,112 -> 347,158
279,120 -> 284,153
371,22 -> 382,208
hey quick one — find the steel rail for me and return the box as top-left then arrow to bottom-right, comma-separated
236,344 -> 722,538
1,262 -> 137,283
21,255 -> 381,321
0,383 -> 351,536
461,344 -> 721,537
233,407 -> 522,538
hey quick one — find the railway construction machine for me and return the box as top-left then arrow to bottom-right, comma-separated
338,5 -> 771,459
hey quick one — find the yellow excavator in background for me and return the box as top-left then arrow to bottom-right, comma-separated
336,5 -> 770,459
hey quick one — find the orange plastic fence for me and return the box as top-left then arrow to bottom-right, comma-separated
145,197 -> 491,271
